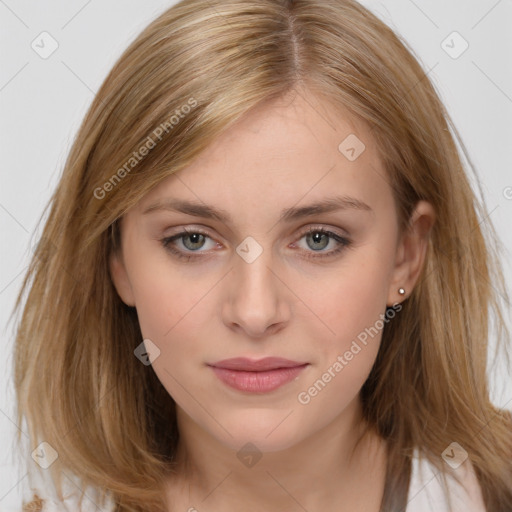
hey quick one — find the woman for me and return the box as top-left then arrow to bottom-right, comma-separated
13,0 -> 512,510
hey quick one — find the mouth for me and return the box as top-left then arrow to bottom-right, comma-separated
207,357 -> 309,393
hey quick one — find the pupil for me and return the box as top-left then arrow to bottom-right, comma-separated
309,231 -> 328,250
184,233 -> 204,250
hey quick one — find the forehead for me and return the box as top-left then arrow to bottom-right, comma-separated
135,89 -> 392,223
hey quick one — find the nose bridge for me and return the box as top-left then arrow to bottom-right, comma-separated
224,234 -> 287,335
234,234 -> 277,301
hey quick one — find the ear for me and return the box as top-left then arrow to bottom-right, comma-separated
387,200 -> 435,306
109,250 -> 136,307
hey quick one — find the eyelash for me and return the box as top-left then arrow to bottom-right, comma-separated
160,226 -> 352,262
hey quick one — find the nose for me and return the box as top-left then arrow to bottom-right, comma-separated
221,245 -> 290,339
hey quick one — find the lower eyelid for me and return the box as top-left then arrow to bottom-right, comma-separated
294,233 -> 351,258
162,232 -> 215,254
161,229 -> 351,259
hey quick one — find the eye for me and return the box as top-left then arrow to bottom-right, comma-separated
293,226 -> 352,259
160,226 -> 352,262
160,227 -> 217,261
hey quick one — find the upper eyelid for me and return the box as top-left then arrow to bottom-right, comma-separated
165,223 -> 349,239
161,226 -> 351,263
164,225 -> 349,248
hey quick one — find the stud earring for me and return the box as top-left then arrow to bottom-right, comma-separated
398,287 -> 406,296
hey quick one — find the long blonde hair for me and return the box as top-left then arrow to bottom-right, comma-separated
12,0 -> 512,510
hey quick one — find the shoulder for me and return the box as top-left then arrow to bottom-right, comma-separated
405,449 -> 487,512
22,466 -> 115,512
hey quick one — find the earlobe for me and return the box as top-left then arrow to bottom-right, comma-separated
387,200 -> 436,306
109,251 -> 136,307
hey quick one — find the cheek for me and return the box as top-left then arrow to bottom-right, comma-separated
296,270 -> 390,415
295,247 -> 394,404
123,257 -> 195,358
130,264 -> 207,400
310,251 -> 393,348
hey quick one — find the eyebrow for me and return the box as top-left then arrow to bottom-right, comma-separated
142,195 -> 373,223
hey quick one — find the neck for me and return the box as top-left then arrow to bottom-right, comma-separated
164,396 -> 388,511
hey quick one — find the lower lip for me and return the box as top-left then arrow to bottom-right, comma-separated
209,364 -> 308,393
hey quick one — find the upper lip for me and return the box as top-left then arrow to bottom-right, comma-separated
208,357 -> 308,371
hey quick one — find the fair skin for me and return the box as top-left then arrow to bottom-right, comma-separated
110,87 -> 435,511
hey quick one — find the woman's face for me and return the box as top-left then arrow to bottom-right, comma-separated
110,89 -> 427,453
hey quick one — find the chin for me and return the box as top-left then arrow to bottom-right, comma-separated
211,409 -> 307,453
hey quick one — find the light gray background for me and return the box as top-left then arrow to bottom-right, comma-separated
1,1 -> 511,509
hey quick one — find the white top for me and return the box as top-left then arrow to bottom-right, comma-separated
21,451 -> 486,511
406,451 -> 486,511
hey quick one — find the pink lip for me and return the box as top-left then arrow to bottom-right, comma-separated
208,357 -> 309,393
